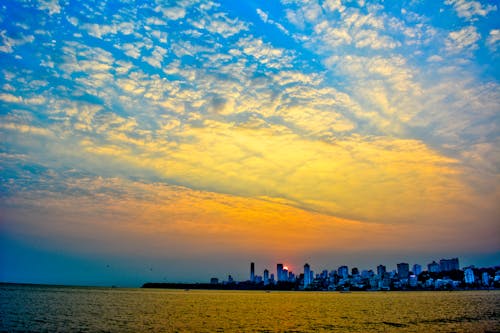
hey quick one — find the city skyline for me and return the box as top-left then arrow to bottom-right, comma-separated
142,257 -> 499,291
1,0 -> 499,287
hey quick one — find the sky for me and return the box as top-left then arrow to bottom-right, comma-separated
0,0 -> 499,286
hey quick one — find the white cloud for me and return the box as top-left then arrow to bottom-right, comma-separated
190,12 -> 248,38
323,0 -> 345,13
155,6 -> 186,21
0,30 -> 35,53
427,55 -> 444,62
445,26 -> 480,55
238,36 -> 294,69
256,8 -> 268,23
256,8 -> 290,35
486,29 -> 500,52
38,0 -> 61,15
445,0 -> 497,21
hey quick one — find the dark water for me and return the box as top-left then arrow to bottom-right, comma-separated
1,284 -> 499,332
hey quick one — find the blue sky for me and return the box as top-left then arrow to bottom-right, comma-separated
1,0 -> 499,286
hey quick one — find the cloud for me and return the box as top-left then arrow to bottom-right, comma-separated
4,172 -> 497,263
256,8 -> 290,35
155,6 -> 186,21
445,0 -> 497,21
189,12 -> 248,38
323,0 -> 345,13
1,0 -> 499,273
445,26 -> 480,55
486,29 -> 500,52
37,0 -> 61,16
0,30 -> 35,53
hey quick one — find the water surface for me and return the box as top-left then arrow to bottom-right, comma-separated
1,284 -> 499,332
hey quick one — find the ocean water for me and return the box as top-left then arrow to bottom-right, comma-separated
1,284 -> 499,332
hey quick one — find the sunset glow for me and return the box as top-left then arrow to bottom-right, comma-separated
0,0 -> 499,285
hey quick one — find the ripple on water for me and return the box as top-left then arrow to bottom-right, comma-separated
0,287 -> 499,332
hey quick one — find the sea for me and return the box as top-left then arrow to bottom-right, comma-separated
1,284 -> 499,332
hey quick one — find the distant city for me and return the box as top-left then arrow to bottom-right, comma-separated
144,258 -> 500,291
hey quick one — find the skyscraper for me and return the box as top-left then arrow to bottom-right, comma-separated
377,264 -> 386,277
338,265 -> 349,279
277,263 -> 284,282
439,258 -> 459,272
428,261 -> 440,273
250,262 -> 255,282
397,263 -> 410,279
413,264 -> 422,276
304,263 -> 311,288
263,269 -> 269,285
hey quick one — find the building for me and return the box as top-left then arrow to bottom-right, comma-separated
263,269 -> 269,285
303,263 -> 311,288
338,265 -> 349,279
397,263 -> 410,279
439,258 -> 459,272
277,264 -> 284,282
428,261 -> 440,273
351,267 -> 359,276
250,262 -> 255,282
283,266 -> 289,281
464,267 -> 475,284
409,275 -> 418,287
377,265 -> 386,277
413,264 -> 422,276
210,277 -> 219,284
482,272 -> 489,286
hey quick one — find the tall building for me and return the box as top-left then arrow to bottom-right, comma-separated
338,265 -> 349,279
351,267 -> 359,276
397,263 -> 410,279
263,269 -> 269,285
283,267 -> 289,281
413,264 -> 422,276
250,262 -> 255,282
377,265 -> 386,277
439,258 -> 459,272
482,272 -> 490,286
464,267 -> 475,284
277,263 -> 284,282
304,263 -> 311,288
428,261 -> 440,273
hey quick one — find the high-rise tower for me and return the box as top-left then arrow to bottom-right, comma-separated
277,263 -> 284,282
303,263 -> 311,288
250,262 -> 255,282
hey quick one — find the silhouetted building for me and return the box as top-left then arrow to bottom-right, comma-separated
352,267 -> 359,276
283,267 -> 289,281
397,263 -> 410,279
338,265 -> 349,279
263,269 -> 269,285
304,263 -> 311,288
250,262 -> 255,282
277,264 -> 284,282
210,277 -> 219,284
439,258 -> 459,272
428,261 -> 440,273
377,265 -> 386,277
413,264 -> 422,276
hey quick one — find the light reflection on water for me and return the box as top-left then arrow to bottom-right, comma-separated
1,285 -> 499,332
